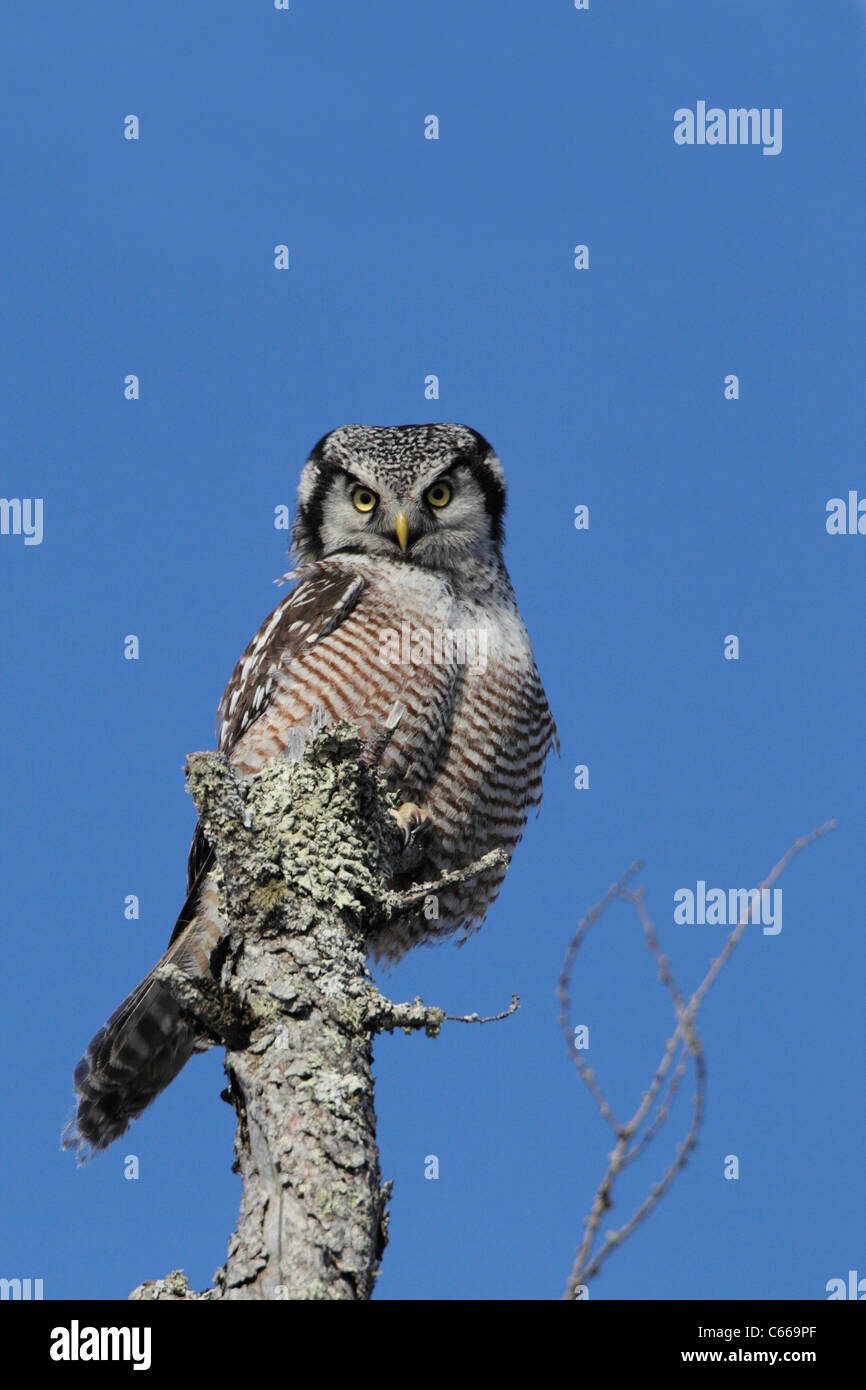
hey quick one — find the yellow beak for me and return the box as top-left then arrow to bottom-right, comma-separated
394,510 -> 410,553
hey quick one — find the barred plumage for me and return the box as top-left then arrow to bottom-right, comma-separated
65,424 -> 556,1155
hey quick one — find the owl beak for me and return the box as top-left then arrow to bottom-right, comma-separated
394,510 -> 410,553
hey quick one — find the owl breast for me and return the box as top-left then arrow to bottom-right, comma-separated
225,554 -> 555,959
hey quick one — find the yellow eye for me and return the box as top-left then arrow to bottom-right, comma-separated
425,481 -> 452,508
352,486 -> 378,513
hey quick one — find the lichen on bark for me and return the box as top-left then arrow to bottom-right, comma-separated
131,724 -> 422,1300
130,721 -> 509,1302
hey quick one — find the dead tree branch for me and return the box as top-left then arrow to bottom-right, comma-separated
130,722 -> 517,1301
560,821 -> 836,1299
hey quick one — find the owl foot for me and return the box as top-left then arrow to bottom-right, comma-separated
388,802 -> 432,849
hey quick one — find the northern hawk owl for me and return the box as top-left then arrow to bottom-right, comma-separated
65,424 -> 557,1155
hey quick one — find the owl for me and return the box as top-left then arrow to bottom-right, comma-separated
65,424 -> 557,1155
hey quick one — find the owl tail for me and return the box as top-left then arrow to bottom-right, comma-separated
62,968 -> 200,1158
63,873 -> 225,1159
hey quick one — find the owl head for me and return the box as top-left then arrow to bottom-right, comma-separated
291,424 -> 507,571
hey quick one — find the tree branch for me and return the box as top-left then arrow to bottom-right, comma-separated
130,722 -> 517,1301
560,821 -> 836,1298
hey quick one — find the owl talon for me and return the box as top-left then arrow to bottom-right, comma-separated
388,802 -> 432,849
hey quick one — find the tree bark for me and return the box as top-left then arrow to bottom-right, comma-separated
132,724 -> 405,1300
129,720 -> 508,1302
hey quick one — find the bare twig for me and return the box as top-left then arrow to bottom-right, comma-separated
562,821 -> 836,1298
445,993 -> 521,1024
364,992 -> 520,1037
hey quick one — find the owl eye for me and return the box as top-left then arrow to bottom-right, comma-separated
425,481 -> 452,509
351,486 -> 379,513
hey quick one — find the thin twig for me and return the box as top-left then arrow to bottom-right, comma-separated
366,992 -> 519,1037
445,994 -> 520,1024
562,821 -> 836,1298
557,862 -> 645,1134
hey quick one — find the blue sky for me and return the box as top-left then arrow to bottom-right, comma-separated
1,0 -> 863,1301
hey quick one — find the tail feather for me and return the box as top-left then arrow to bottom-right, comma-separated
63,966 -> 199,1158
63,871 -> 227,1158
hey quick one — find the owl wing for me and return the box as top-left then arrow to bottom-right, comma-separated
65,565 -> 373,1154
216,564 -> 367,756
170,564 -> 367,948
